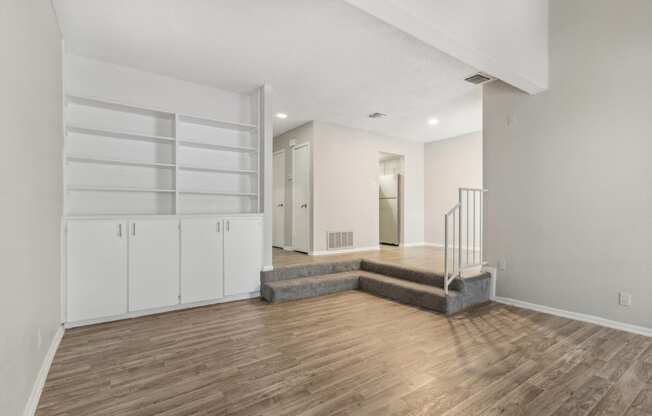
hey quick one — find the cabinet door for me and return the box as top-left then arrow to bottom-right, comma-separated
180,218 -> 224,303
66,220 -> 127,322
128,219 -> 180,311
224,217 -> 263,296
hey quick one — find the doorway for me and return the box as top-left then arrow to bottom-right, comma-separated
272,150 -> 286,248
379,152 -> 404,246
292,143 -> 311,253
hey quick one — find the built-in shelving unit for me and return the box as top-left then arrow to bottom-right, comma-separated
64,94 -> 261,217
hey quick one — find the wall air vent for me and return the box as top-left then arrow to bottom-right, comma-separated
368,112 -> 387,119
464,73 -> 493,85
327,231 -> 354,250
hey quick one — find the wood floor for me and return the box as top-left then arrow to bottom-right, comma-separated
273,245 -> 452,271
38,292 -> 652,416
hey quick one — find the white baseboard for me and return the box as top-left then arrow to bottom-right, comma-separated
65,291 -> 261,328
420,242 -> 441,247
310,245 -> 380,256
282,246 -> 294,251
262,265 -> 274,271
401,242 -> 428,247
494,296 -> 652,338
23,325 -> 64,416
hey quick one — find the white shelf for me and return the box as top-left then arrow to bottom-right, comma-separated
178,140 -> 257,153
68,186 -> 176,193
178,114 -> 257,132
178,164 -> 256,175
67,125 -> 175,144
67,155 -> 176,169
179,190 -> 257,197
66,94 -> 174,119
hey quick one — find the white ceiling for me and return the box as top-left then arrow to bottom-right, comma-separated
53,0 -> 482,142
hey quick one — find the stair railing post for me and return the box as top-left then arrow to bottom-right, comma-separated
458,188 -> 463,278
444,214 -> 449,294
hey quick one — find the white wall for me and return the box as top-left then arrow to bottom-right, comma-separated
484,0 -> 652,329
273,122 -> 314,248
344,0 -> 549,94
0,1 -> 63,415
312,122 -> 425,252
65,55 -> 256,123
424,131 -> 483,245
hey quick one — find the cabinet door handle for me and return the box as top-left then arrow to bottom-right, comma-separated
131,223 -> 136,236
226,220 -> 230,232
117,223 -> 122,237
217,222 -> 221,233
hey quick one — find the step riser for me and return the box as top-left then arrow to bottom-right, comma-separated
359,276 -> 448,313
261,260 -> 361,284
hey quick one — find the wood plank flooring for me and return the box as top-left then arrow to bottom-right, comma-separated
38,292 -> 652,415
273,245 -> 453,271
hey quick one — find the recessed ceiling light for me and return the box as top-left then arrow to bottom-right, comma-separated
428,118 -> 440,126
276,113 -> 288,119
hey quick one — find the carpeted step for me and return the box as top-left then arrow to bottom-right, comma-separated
261,271 -> 360,303
261,260 -> 361,284
360,260 -> 464,291
358,272 -> 456,314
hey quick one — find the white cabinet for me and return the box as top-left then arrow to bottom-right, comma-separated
181,218 -> 224,303
66,220 -> 128,322
128,219 -> 180,311
65,215 -> 262,326
224,217 -> 263,296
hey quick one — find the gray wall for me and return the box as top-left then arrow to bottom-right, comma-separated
424,131 -> 483,245
484,0 -> 652,328
273,122 -> 314,248
0,1 -> 63,414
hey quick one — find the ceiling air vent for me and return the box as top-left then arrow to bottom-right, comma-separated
464,73 -> 493,85
368,112 -> 387,119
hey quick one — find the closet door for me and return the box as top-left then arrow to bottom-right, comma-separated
128,219 -> 179,311
66,220 -> 128,322
224,217 -> 263,296
180,218 -> 224,303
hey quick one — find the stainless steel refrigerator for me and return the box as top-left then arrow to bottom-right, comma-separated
379,174 -> 401,245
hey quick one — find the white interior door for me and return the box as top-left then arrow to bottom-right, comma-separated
128,219 -> 179,311
293,144 -> 311,253
66,220 -> 128,322
273,150 -> 286,248
224,217 -> 263,296
180,218 -> 224,304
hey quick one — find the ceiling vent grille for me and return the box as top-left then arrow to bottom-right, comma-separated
368,112 -> 387,119
327,231 -> 354,250
464,73 -> 493,85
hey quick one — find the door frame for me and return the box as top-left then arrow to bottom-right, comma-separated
272,149 -> 286,248
292,143 -> 311,254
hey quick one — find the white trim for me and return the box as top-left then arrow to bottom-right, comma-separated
310,245 -> 380,256
282,246 -> 294,251
401,242 -> 435,247
494,296 -> 652,338
262,265 -> 274,271
65,291 -> 260,328
23,325 -> 64,416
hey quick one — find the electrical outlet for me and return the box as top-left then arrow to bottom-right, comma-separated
497,259 -> 507,271
619,292 -> 632,307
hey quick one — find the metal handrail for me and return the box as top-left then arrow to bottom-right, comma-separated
443,188 -> 487,294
